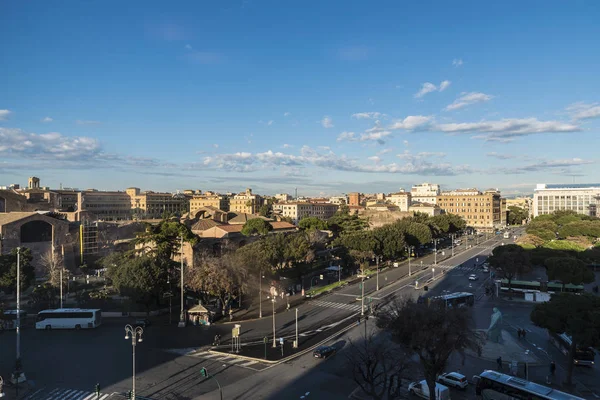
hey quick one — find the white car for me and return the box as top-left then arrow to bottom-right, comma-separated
408,380 -> 451,400
468,274 -> 478,281
437,372 -> 469,389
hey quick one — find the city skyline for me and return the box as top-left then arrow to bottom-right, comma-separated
2,1 -> 599,196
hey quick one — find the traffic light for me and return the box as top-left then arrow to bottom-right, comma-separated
127,390 -> 132,399
200,367 -> 208,377
95,383 -> 100,395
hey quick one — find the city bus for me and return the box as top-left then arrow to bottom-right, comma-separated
35,308 -> 102,330
549,332 -> 595,366
475,370 -> 585,399
498,279 -> 584,294
419,292 -> 475,308
0,310 -> 27,330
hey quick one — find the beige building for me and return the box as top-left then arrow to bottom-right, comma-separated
229,188 -> 264,214
409,202 -> 441,217
273,202 -> 338,224
437,188 -> 503,231
275,193 -> 292,202
189,192 -> 229,214
77,190 -> 132,221
387,192 -> 412,212
411,183 -> 441,204
125,188 -> 189,219
328,196 -> 348,205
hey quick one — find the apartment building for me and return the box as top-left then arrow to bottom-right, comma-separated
387,191 -> 412,212
189,191 -> 230,214
328,196 -> 348,205
77,190 -> 132,221
125,188 -> 190,219
273,202 -> 338,224
411,183 -> 441,204
437,188 -> 503,231
275,193 -> 292,202
533,184 -> 600,218
229,188 -> 264,214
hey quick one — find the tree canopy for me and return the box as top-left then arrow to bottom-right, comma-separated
487,244 -> 532,292
0,247 -> 35,293
507,206 -> 528,226
531,293 -> 600,385
298,216 -> 328,231
241,218 -> 273,236
376,297 -> 482,400
134,219 -> 197,266
545,257 -> 595,291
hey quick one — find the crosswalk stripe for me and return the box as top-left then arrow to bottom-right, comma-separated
225,358 -> 246,364
82,394 -> 96,400
240,360 -> 257,367
201,352 -> 220,358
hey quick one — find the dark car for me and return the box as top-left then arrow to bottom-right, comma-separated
313,345 -> 336,359
135,318 -> 151,328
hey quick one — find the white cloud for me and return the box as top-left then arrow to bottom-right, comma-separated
566,102 -> 600,120
389,115 -> 433,130
499,158 -> 594,174
435,118 -> 580,141
321,116 -> 334,128
486,152 -> 515,160
352,112 -> 385,120
397,151 -> 446,162
284,112 -> 291,117
414,82 -> 438,98
267,120 -> 274,126
403,140 -> 409,146
414,81 -> 451,98
282,143 -> 292,149
368,156 -> 382,163
213,143 -> 219,148
439,80 -> 451,91
75,119 -> 101,125
0,109 -> 12,121
452,58 -> 464,67
41,117 -> 53,123
337,130 -> 392,144
445,92 -> 494,111
377,148 -> 393,156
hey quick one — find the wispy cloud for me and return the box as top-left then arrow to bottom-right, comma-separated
368,156 -> 382,163
445,92 -> 494,111
185,44 -> 193,50
498,158 -> 594,175
566,102 -> 600,120
377,148 -> 393,156
338,46 -> 369,61
486,152 -> 515,160
75,119 -> 101,125
389,115 -> 433,131
414,80 -> 451,98
452,58 -> 464,67
282,143 -> 293,149
436,118 -> 580,141
284,112 -> 291,117
41,116 -> 53,123
337,130 -> 392,145
267,120 -> 274,126
0,109 -> 12,121
321,116 -> 334,128
352,112 -> 386,120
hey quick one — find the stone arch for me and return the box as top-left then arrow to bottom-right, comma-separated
20,220 -> 53,243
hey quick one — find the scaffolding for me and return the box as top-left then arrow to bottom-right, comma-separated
80,221 -> 99,265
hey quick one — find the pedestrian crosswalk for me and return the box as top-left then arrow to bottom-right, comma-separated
164,348 -> 270,371
310,299 -> 363,312
24,388 -> 111,400
434,264 -> 484,273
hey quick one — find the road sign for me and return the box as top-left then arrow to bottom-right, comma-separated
279,337 -> 284,345
263,336 -> 268,344
393,262 -> 398,268
232,325 -> 241,338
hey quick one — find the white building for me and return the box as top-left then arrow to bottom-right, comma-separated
409,202 -> 442,217
328,196 -> 348,205
387,192 -> 412,212
411,183 -> 441,204
533,183 -> 600,218
273,202 -> 338,224
275,193 -> 292,202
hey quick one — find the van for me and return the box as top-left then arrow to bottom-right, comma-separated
408,380 -> 451,400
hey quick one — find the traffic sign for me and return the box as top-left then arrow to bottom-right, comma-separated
279,337 -> 284,345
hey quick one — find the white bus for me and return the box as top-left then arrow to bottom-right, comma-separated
1,310 -> 27,330
475,370 -> 585,399
35,308 -> 102,330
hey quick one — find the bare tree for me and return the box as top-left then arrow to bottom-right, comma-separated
40,250 -> 65,287
345,331 -> 415,400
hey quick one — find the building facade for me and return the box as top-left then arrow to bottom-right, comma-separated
77,190 -> 133,221
533,184 -> 600,218
229,188 -> 264,214
387,192 -> 412,212
328,196 -> 348,205
411,183 -> 441,204
437,188 -> 503,231
273,202 -> 338,224
189,192 -> 230,214
275,193 -> 292,202
348,192 -> 361,207
409,202 -> 442,217
126,188 -> 190,219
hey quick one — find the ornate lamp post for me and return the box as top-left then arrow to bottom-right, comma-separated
124,324 -> 144,399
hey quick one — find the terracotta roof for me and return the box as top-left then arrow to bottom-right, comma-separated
227,213 -> 271,224
216,224 -> 244,233
270,221 -> 297,230
191,219 -> 223,232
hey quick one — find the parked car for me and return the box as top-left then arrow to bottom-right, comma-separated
468,274 -> 478,281
408,380 -> 451,400
135,318 -> 151,328
437,372 -> 468,389
313,345 -> 336,359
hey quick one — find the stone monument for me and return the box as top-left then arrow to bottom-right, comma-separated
487,307 -> 503,344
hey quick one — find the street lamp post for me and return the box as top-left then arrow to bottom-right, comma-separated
259,270 -> 263,319
15,247 -> 24,389
272,299 -> 277,348
178,236 -> 186,328
294,308 -> 299,348
60,267 -> 63,308
433,239 -> 439,265
432,267 -> 435,280
338,265 -> 342,282
406,246 -> 414,277
374,255 -> 380,291
465,233 -> 468,251
360,276 -> 365,316
124,324 -> 143,399
450,234 -> 455,257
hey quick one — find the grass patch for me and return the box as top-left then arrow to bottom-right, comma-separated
306,280 -> 348,297
543,240 -> 587,252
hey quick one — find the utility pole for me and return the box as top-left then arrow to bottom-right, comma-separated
433,239 -> 438,265
450,234 -> 455,257
178,236 -> 186,328
272,299 -> 277,348
360,276 -> 365,316
375,256 -> 380,291
259,270 -> 263,318
60,267 -> 63,308
294,308 -> 299,348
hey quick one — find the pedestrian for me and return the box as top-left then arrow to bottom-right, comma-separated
357,317 -> 361,326
517,329 -> 522,339
550,361 -> 556,376
522,329 -> 527,339
497,356 -> 503,370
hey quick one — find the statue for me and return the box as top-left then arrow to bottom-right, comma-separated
487,307 -> 503,343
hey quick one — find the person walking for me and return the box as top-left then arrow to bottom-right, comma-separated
517,329 -> 522,339
497,356 -> 503,370
522,329 -> 527,339
550,361 -> 556,376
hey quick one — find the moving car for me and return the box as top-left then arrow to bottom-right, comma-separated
313,345 -> 336,359
408,380 -> 451,400
468,274 -> 478,281
437,372 -> 469,389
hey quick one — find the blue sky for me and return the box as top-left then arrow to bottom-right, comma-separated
1,1 -> 599,196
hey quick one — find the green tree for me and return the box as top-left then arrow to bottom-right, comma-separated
298,216 -> 328,231
545,257 -> 595,291
107,254 -> 167,314
531,294 -> 600,385
377,297 -> 482,400
0,247 -> 35,294
328,207 -> 368,234
241,218 -> 273,236
372,224 -> 406,260
507,206 -> 528,226
258,204 -> 272,217
392,220 -> 432,246
134,219 -> 197,266
487,244 -> 531,293
431,214 -> 466,234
